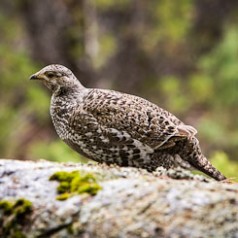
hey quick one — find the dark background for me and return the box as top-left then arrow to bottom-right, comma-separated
0,0 -> 238,178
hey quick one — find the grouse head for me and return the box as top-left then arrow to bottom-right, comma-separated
30,64 -> 84,93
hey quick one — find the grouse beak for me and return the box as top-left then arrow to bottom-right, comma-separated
29,73 -> 44,80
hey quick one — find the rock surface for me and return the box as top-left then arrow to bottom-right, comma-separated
0,159 -> 237,238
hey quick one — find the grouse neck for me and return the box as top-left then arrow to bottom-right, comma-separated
54,83 -> 85,98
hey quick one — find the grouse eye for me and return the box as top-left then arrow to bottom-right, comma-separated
46,72 -> 55,78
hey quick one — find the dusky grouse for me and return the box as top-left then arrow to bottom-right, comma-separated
30,64 -> 226,181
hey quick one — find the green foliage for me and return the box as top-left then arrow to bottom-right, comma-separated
96,34 -> 117,69
0,60 -> 50,157
0,45 -> 40,156
188,74 -> 214,104
49,171 -> 102,200
159,76 -> 191,114
199,27 -> 238,107
28,140 -> 87,162
193,26 -> 238,159
26,85 -> 50,121
210,151 -> 238,182
152,0 -> 193,41
0,11 -> 46,157
197,118 -> 227,144
143,0 -> 193,52
95,0 -> 130,10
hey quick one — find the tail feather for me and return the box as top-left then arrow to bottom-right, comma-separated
179,137 -> 226,181
189,156 -> 226,181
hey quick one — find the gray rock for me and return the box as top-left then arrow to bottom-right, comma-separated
0,159 -> 237,238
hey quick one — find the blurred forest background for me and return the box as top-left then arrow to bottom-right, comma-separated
0,0 -> 238,178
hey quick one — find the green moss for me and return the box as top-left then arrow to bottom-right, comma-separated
56,193 -> 71,201
14,199 -> 32,218
0,199 -> 32,238
50,171 -> 102,200
0,200 -> 14,215
10,230 -> 26,238
77,183 -> 102,196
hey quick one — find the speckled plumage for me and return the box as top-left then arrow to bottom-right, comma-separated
30,64 -> 226,181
